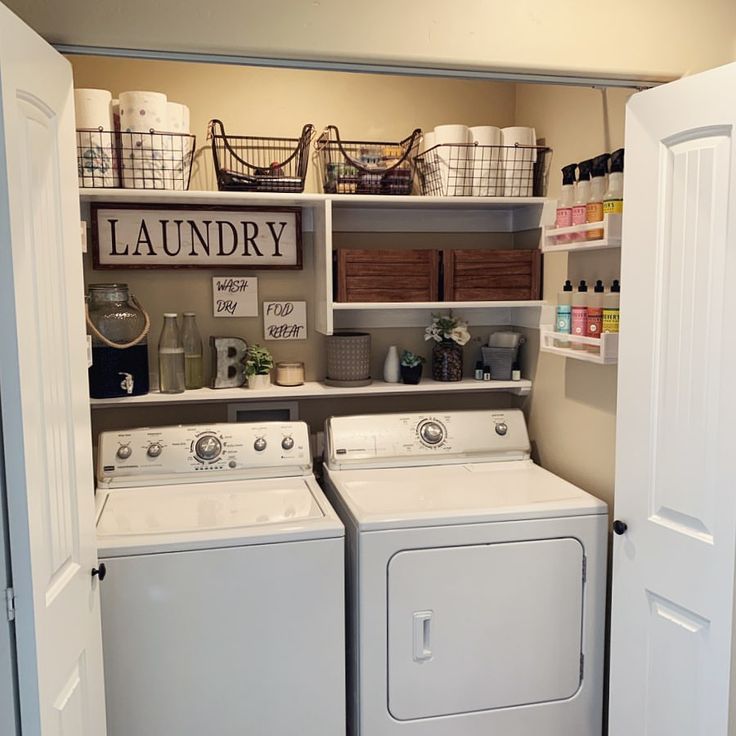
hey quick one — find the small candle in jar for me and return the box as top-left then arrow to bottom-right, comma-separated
275,361 -> 305,386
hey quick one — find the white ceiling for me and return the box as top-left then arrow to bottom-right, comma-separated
4,0 -> 736,84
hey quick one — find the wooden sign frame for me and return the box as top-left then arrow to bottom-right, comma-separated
90,202 -> 303,270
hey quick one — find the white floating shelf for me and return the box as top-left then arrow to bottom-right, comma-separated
542,213 -> 622,253
539,327 -> 618,365
90,377 -> 532,408
332,300 -> 545,311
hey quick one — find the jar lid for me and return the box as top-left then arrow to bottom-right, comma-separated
88,283 -> 129,290
276,362 -> 304,368
183,312 -> 195,316
163,312 -> 178,317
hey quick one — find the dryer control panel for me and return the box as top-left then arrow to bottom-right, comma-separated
325,410 -> 531,469
97,421 -> 311,487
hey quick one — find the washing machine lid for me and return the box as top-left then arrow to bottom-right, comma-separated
325,460 -> 607,530
96,475 -> 343,556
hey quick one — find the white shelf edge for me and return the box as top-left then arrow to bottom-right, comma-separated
539,327 -> 618,365
78,188 -> 554,211
90,378 -> 533,408
332,300 -> 546,310
541,239 -> 621,253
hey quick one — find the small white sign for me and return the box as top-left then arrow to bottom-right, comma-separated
212,276 -> 258,317
263,301 -> 307,341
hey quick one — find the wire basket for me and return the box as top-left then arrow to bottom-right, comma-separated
208,119 -> 315,192
415,143 -> 551,197
314,126 -> 422,195
480,345 -> 520,380
76,128 -> 196,190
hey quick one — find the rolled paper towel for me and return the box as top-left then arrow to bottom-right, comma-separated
501,126 -> 537,197
434,124 -> 472,196
119,90 -> 168,133
74,88 -> 117,187
119,91 -> 168,188
469,125 -> 502,196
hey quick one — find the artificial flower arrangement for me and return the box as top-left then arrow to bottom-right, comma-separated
424,314 -> 471,346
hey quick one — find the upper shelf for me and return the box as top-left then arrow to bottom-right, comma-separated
78,189 -> 557,233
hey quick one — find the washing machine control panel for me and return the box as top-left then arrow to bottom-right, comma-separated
97,422 -> 311,486
326,410 -> 530,468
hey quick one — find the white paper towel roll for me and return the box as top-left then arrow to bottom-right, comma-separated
501,126 -> 537,196
469,126 -> 502,196
74,89 -> 118,187
74,88 -> 113,130
434,124 -> 471,196
166,102 -> 187,133
119,90 -> 168,133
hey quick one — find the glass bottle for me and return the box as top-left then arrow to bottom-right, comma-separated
181,312 -> 204,390
158,313 -> 185,393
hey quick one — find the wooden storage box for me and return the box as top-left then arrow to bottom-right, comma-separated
336,249 -> 439,302
443,249 -> 542,301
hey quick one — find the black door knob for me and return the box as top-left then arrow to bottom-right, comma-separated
612,520 -> 628,536
91,563 -> 107,582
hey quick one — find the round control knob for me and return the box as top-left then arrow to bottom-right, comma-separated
495,422 -> 508,436
254,437 -> 267,452
419,420 -> 445,446
282,436 -> 295,451
195,434 -> 222,462
147,443 -> 163,458
228,460 -> 237,469
116,445 -> 132,460
613,520 -> 628,536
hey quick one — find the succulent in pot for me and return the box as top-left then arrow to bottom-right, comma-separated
399,350 -> 426,385
244,344 -> 274,389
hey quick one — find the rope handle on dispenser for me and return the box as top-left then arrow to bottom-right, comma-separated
85,295 -> 151,350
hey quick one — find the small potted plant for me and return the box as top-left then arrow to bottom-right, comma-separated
424,313 -> 471,381
400,351 -> 426,384
244,344 -> 274,389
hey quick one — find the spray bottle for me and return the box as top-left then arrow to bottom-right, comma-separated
572,159 -> 592,241
586,153 -> 611,240
555,164 -> 577,243
604,149 -> 625,216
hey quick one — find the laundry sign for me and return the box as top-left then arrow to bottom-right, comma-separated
212,276 -> 258,317
91,203 -> 302,269
263,301 -> 307,340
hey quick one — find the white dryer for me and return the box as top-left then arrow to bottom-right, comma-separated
323,409 -> 608,736
96,421 -> 345,736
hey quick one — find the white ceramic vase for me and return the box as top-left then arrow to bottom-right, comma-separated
248,373 -> 271,389
383,345 -> 400,383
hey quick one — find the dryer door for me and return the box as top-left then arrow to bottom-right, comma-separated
387,538 -> 584,720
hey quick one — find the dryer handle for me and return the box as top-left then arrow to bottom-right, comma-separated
413,610 -> 433,662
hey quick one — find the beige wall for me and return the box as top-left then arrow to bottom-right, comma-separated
11,0 -> 736,81
73,57 -> 522,441
515,85 -> 633,507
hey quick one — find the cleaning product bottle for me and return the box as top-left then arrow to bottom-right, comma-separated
603,279 -> 621,333
555,164 -> 577,243
604,149 -> 625,216
555,279 -> 573,347
586,280 -> 605,352
572,160 -> 592,241
571,280 -> 588,349
586,153 -> 610,241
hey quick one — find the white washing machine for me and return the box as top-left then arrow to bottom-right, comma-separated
322,409 -> 608,736
95,421 -> 345,736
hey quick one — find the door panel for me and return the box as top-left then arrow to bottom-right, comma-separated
387,538 -> 584,720
609,62 -> 736,736
0,3 -> 107,734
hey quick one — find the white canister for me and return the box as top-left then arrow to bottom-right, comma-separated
74,88 -> 117,187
